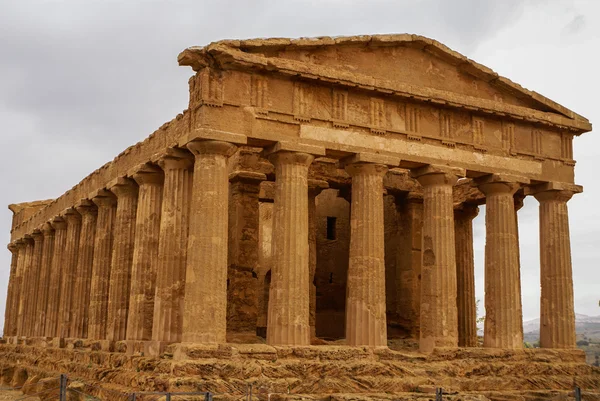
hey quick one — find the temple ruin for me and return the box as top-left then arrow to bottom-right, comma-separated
1,34 -> 598,399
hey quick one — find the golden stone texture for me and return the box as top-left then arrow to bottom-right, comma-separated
2,33 -> 595,399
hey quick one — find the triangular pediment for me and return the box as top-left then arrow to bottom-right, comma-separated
178,34 -> 591,133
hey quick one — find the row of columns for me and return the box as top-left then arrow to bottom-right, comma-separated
3,138 -> 579,352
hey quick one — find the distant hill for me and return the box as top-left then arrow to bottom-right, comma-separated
523,314 -> 600,365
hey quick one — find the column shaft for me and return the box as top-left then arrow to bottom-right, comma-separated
88,193 -> 117,340
45,218 -> 67,337
34,224 -> 55,336
107,178 -> 139,342
478,178 -> 523,349
126,167 -> 163,341
16,238 -> 34,336
413,166 -> 462,352
267,151 -> 314,346
58,211 -> 82,338
308,181 -> 327,340
454,205 -> 479,347
345,163 -> 388,346
535,190 -> 577,348
152,156 -> 192,343
183,140 -> 237,343
4,243 -> 19,337
26,233 -> 44,337
71,203 -> 97,338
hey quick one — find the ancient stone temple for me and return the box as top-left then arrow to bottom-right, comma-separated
2,35 -> 599,400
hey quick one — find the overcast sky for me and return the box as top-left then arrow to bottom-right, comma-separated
1,0 -> 598,334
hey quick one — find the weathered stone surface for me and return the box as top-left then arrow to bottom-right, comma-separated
107,178 -> 139,342
152,151 -> 193,344
183,140 -> 238,344
34,223 -> 55,337
412,165 -> 464,352
454,204 -> 479,348
45,217 -> 67,337
58,209 -> 82,338
126,165 -> 163,341
267,150 -> 314,346
88,191 -> 117,340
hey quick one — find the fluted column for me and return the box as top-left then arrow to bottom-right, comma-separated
344,162 -> 388,347
454,204 -> 479,347
88,191 -> 117,340
227,171 -> 266,333
152,151 -> 193,344
182,140 -> 237,344
71,201 -> 97,339
126,165 -> 163,341
308,180 -> 328,340
412,165 -> 464,352
107,178 -> 139,342
16,237 -> 33,336
34,223 -> 55,336
45,217 -> 67,337
266,150 -> 315,346
24,231 -> 43,337
533,184 -> 580,348
4,243 -> 19,337
58,209 -> 82,338
477,174 -> 525,349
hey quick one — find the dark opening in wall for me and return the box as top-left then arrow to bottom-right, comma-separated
326,216 -> 337,240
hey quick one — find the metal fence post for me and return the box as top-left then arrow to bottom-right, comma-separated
575,386 -> 582,401
166,393 -> 172,401
435,387 -> 443,401
59,374 -> 67,401
205,392 -> 213,401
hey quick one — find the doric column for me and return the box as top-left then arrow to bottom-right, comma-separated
412,165 -> 464,352
308,179 -> 328,340
182,139 -> 238,344
58,209 -> 82,338
34,223 -> 55,336
454,204 -> 479,347
4,242 -> 19,337
88,191 -> 117,340
45,217 -> 67,337
344,154 -> 396,347
126,164 -> 164,341
25,230 -> 44,337
395,195 -> 423,339
532,183 -> 581,349
15,238 -> 32,336
152,150 -> 193,344
71,201 -> 98,339
106,178 -> 139,342
265,143 -> 323,346
476,174 -> 527,349
227,171 -> 266,333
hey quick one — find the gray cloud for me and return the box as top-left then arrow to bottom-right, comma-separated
0,0 -> 597,333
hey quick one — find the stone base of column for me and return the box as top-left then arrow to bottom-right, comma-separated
50,337 -> 66,348
172,343 -> 235,361
143,340 -> 172,357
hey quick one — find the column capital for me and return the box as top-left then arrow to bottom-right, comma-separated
31,229 -> 43,242
340,152 -> 400,169
475,173 -> 530,196
411,165 -> 465,187
229,171 -> 267,185
344,162 -> 388,178
263,141 -> 326,161
7,242 -> 18,253
527,182 -> 583,203
187,139 -> 238,158
63,208 -> 82,225
40,222 -> 55,237
153,148 -> 194,170
308,179 -> 329,197
22,235 -> 34,245
75,199 -> 98,216
454,203 -> 479,220
129,163 -> 164,186
50,216 -> 67,231
107,177 -> 139,198
91,189 -> 117,208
